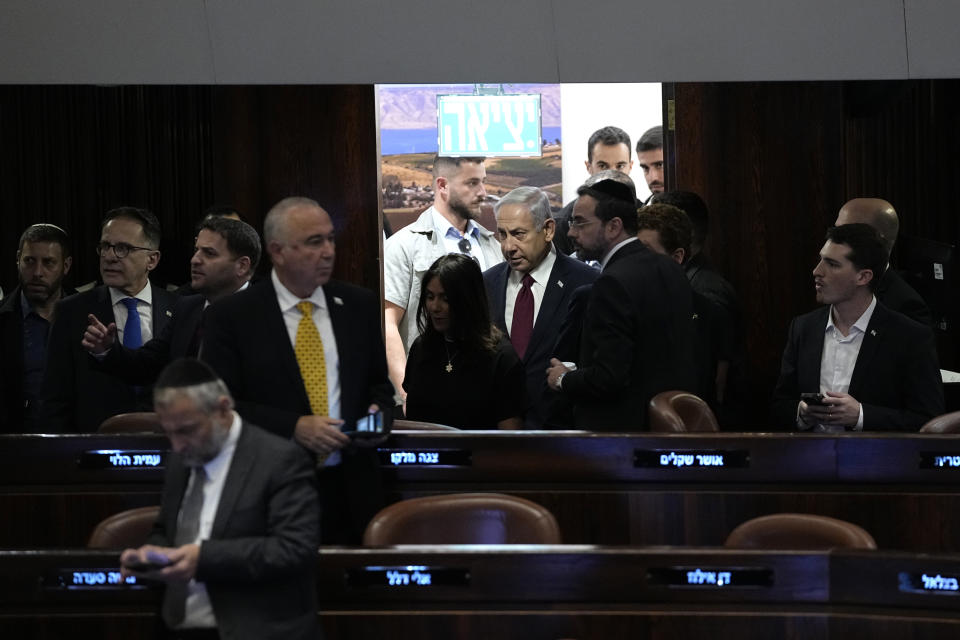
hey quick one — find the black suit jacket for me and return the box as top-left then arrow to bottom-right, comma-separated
95,294 -> 205,385
0,288 -> 29,432
149,420 -> 319,640
483,253 -> 599,428
561,240 -> 697,431
201,277 -> 393,543
201,278 -> 393,437
771,302 -> 944,431
41,283 -> 177,432
877,268 -> 932,327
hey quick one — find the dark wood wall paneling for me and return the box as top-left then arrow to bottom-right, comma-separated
671,80 -> 960,427
0,85 -> 381,295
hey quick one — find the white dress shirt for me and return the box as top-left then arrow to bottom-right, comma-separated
179,412 -> 243,628
431,207 -> 492,270
109,281 -> 154,343
505,246 -> 557,335
807,296 -> 877,432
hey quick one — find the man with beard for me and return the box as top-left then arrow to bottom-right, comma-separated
82,215 -> 260,382
771,224 -> 942,432
635,125 -> 665,202
0,224 -> 74,432
546,171 -> 696,431
383,154 -> 503,408
121,358 -> 319,639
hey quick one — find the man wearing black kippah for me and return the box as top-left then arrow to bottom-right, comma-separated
121,358 -> 319,639
546,170 -> 696,430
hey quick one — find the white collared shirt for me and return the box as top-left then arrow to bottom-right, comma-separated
811,296 -> 877,432
600,237 -> 638,271
505,246 -> 557,335
179,412 -> 243,629
109,281 -> 154,343
431,207 -> 492,270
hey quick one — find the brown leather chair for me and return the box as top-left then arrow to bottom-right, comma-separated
97,412 -> 164,434
648,390 -> 720,432
724,513 -> 877,550
363,493 -> 562,545
87,506 -> 161,549
920,411 -> 960,434
392,419 -> 459,431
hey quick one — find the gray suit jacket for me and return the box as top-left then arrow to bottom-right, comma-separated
150,420 -> 320,639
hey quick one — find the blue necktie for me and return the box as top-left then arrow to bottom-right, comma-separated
122,298 -> 142,348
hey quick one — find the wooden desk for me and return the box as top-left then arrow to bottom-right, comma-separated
1,547 -> 959,639
3,432 -> 960,550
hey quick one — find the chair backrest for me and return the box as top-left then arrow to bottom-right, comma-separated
87,506 -> 161,549
392,419 -> 460,431
363,493 -> 562,545
648,390 -> 720,432
920,411 -> 960,434
724,513 -> 877,550
97,412 -> 164,434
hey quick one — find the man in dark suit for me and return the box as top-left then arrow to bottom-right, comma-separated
835,197 -> 932,326
41,207 -> 178,432
121,358 -> 319,639
772,224 -> 943,431
483,186 -> 598,428
546,171 -> 696,431
0,224 -> 74,433
202,196 -> 393,543
81,216 -> 261,383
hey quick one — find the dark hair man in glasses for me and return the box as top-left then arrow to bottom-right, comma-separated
0,224 -> 75,432
42,207 -> 178,432
383,154 -> 503,412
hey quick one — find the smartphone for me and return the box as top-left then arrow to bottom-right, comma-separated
343,411 -> 386,437
800,392 -> 827,406
123,559 -> 170,572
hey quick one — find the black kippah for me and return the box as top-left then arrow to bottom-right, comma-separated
156,358 -> 219,389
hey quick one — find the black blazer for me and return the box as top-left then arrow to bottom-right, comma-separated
0,287 -> 29,432
771,302 -> 944,431
95,293 -> 205,385
877,268 -> 932,327
150,420 -> 319,640
483,253 -> 598,428
201,278 -> 393,438
561,240 -> 697,431
41,283 -> 177,432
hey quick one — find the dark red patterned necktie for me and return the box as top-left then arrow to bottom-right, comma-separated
511,274 -> 534,360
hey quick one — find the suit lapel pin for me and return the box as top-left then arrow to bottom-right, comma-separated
333,296 -> 344,306
557,280 -> 564,288
166,310 -> 173,317
870,329 -> 877,336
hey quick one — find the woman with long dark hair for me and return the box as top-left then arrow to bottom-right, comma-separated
402,254 -> 524,429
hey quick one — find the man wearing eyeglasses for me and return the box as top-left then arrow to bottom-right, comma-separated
42,207 -> 178,432
383,154 -> 503,411
546,171 -> 696,431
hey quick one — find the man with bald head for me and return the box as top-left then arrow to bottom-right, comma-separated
202,196 -> 393,543
836,198 -> 931,326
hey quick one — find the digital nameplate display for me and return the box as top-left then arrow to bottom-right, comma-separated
898,571 -> 960,595
635,449 -> 750,469
42,568 -> 148,590
647,566 -> 774,588
918,452 -> 960,470
377,449 -> 472,467
77,449 -> 167,470
345,566 -> 470,588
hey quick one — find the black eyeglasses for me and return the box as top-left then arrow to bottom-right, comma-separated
95,242 -> 154,259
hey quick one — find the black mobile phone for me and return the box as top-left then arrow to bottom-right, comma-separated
123,560 -> 170,572
800,392 -> 827,406
343,411 -> 387,438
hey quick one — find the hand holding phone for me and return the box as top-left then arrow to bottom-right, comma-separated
800,392 -> 827,406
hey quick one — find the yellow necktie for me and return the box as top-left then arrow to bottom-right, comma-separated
295,301 -> 329,417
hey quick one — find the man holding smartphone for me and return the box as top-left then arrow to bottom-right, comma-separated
771,224 -> 943,431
